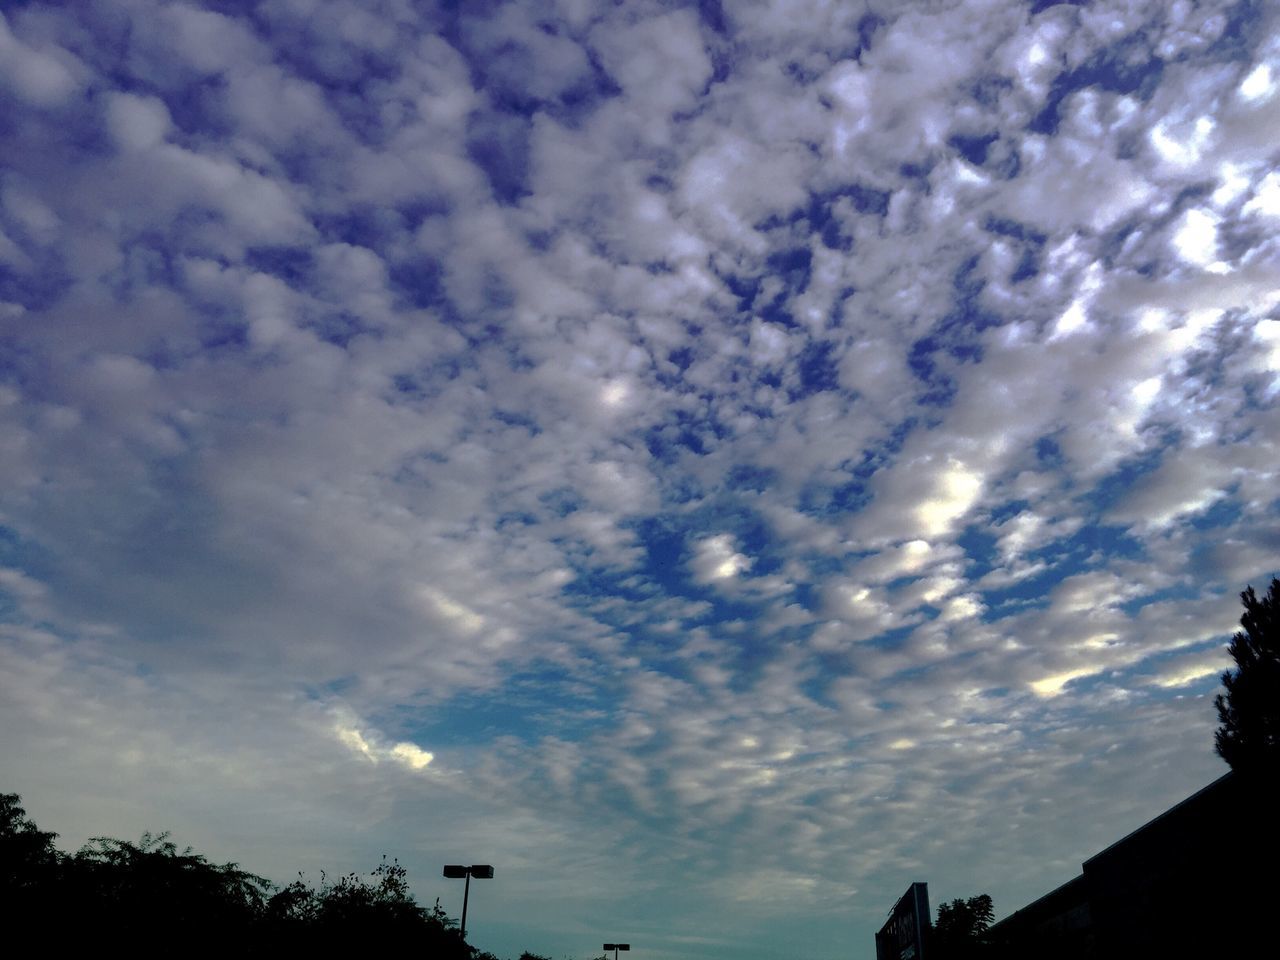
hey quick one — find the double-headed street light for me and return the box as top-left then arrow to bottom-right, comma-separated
603,943 -> 631,960
443,864 -> 494,940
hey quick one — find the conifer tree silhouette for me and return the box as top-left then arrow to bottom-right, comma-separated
1214,577 -> 1280,770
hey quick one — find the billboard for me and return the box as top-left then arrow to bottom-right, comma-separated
875,882 -> 930,960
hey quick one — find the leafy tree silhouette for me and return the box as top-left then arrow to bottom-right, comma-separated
258,857 -> 476,955
1214,576 -> 1280,770
931,893 -> 994,958
66,830 -> 273,950
1,793 -> 480,957
1,793 -> 60,913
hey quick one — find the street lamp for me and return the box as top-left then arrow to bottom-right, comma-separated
443,864 -> 494,940
603,943 -> 631,960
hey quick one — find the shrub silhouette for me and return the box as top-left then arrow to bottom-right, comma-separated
2,793 -> 477,957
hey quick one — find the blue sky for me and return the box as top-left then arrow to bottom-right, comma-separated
1,1 -> 1278,958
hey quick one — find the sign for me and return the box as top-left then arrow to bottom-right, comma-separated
875,882 -> 930,960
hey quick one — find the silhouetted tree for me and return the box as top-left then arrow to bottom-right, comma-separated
66,830 -> 273,949
1,792 -> 478,957
932,894 -> 994,958
259,858 -> 470,955
1,793 -> 60,908
1214,577 -> 1280,770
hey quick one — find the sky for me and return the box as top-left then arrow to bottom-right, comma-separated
0,1 -> 1277,958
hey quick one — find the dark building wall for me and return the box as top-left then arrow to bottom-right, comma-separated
986,769 -> 1278,959
986,874 -> 1095,959
1081,768 -> 1277,957
983,875 -> 1095,957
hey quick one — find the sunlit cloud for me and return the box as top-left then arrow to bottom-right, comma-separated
915,460 -> 984,539
1030,667 -> 1104,699
692,534 -> 754,584
1238,63 -> 1274,101
333,711 -> 434,772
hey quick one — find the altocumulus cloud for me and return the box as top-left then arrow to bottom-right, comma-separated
331,706 -> 434,771
1,2 -> 1277,960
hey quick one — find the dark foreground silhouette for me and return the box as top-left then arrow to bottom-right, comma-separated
1214,576 -> 1280,769
880,577 -> 1280,960
1,792 -> 519,957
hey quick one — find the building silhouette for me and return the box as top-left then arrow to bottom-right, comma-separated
986,768 -> 1277,958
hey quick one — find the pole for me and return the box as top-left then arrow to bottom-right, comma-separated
461,869 -> 471,941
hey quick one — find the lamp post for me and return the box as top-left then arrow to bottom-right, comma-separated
443,864 -> 494,940
603,943 -> 631,960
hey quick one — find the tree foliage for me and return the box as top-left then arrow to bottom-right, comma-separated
67,830 -> 273,939
932,894 -> 994,959
1,793 -> 60,897
1214,577 -> 1280,771
0,793 -> 485,957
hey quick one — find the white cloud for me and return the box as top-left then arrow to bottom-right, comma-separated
335,721 -> 377,761
854,539 -> 944,584
1170,208 -> 1221,267
1238,63 -> 1274,102
0,13 -> 82,107
1150,115 -> 1216,169
1029,666 -> 1104,698
389,741 -> 435,770
1243,171 -> 1280,218
591,9 -> 712,121
1050,572 -> 1143,615
334,710 -> 434,772
104,93 -> 172,153
692,534 -> 753,584
1145,650 -> 1226,689
916,460 -> 984,538
1254,319 -> 1280,379
1106,448 -> 1233,532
